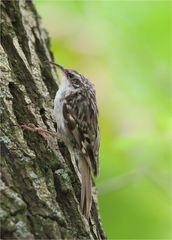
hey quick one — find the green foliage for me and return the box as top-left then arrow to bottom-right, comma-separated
35,1 -> 171,239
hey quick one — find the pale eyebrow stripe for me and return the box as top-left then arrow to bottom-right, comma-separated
72,71 -> 81,78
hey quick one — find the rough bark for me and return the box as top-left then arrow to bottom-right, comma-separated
0,1 -> 106,239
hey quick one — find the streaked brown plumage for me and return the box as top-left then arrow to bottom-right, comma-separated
50,62 -> 100,219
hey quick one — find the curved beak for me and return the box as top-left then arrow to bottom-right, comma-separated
46,61 -> 66,75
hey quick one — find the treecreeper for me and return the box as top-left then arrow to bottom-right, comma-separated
52,62 -> 100,220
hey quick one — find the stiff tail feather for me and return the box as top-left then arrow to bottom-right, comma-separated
80,157 -> 92,219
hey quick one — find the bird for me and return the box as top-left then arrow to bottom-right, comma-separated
49,61 -> 100,219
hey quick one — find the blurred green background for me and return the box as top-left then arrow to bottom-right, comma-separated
35,1 -> 171,239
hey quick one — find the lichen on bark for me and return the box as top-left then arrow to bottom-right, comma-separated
0,0 -> 106,239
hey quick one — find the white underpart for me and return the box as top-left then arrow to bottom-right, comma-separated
54,74 -> 71,134
54,74 -> 81,181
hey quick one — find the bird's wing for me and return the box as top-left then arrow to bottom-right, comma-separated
63,90 -> 99,176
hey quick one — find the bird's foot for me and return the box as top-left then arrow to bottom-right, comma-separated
21,123 -> 57,140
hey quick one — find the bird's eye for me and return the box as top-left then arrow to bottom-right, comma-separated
68,72 -> 74,79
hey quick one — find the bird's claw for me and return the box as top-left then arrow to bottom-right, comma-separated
20,123 -> 57,139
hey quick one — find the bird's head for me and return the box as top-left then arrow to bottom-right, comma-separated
48,61 -> 84,89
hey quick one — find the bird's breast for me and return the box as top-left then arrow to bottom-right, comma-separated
54,89 -> 66,133
53,83 -> 71,135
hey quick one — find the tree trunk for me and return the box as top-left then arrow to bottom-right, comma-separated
0,1 -> 106,239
